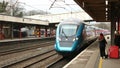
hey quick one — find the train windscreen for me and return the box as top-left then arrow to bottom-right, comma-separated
60,24 -> 77,36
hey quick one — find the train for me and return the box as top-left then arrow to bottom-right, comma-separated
54,18 -> 98,55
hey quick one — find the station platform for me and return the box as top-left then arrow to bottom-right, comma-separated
63,35 -> 120,68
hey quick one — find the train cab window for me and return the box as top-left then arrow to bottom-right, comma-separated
60,24 -> 77,36
85,26 -> 92,36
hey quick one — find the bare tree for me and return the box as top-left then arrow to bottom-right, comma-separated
0,1 -> 25,17
24,10 -> 50,16
0,1 -> 8,14
6,2 -> 25,17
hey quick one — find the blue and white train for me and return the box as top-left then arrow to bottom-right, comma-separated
54,18 -> 97,55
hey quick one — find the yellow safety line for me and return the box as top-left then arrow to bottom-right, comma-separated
98,57 -> 103,68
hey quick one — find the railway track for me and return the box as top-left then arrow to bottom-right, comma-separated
3,50 -> 63,68
0,39 -> 64,68
0,45 -> 63,68
0,38 -> 96,68
0,41 -> 55,56
47,38 -> 97,68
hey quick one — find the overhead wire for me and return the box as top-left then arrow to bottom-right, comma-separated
49,0 -> 72,13
49,0 -> 57,9
49,0 -> 80,13
49,0 -> 67,9
64,0 -> 89,19
7,0 -> 79,14
5,0 -> 81,15
64,0 -> 80,12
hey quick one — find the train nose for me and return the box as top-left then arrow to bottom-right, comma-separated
54,44 -> 60,51
55,43 -> 74,52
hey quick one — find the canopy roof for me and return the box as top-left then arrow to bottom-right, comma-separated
75,0 -> 120,22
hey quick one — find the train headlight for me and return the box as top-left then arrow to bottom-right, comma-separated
57,37 -> 61,41
73,37 -> 78,41
75,37 -> 78,40
73,38 -> 75,41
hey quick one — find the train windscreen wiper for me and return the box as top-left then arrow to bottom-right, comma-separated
62,30 -> 68,39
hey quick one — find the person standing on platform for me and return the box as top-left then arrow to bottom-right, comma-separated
98,33 -> 108,59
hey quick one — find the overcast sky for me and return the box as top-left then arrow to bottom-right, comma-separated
18,0 -> 84,14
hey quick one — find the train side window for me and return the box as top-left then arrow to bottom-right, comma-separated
82,27 -> 86,39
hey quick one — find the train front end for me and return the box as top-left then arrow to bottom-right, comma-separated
54,22 -> 84,54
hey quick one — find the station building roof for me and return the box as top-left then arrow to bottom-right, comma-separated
75,0 -> 120,22
0,15 -> 49,25
24,12 -> 92,23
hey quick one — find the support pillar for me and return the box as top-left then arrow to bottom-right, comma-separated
38,27 -> 41,37
11,23 -> 14,39
19,25 -> 22,38
50,27 -> 52,37
110,2 -> 117,45
0,23 -> 3,40
111,20 -> 116,45
118,18 -> 120,32
117,19 -> 119,31
45,27 -> 47,37
51,28 -> 54,36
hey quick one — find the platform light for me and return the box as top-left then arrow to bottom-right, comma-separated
106,15 -> 108,21
82,2 -> 84,8
106,12 -> 108,15
105,8 -> 108,11
105,0 -> 108,5
106,15 -> 108,18
106,14 -> 108,17
106,12 -> 108,17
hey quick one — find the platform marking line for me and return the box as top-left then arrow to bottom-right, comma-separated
98,57 -> 103,68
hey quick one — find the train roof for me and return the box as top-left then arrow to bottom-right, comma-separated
60,18 -> 84,25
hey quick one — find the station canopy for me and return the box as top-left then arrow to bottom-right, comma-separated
74,0 -> 120,22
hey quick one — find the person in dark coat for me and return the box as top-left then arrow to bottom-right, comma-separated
98,33 -> 107,59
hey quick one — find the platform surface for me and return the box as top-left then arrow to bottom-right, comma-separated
63,35 -> 120,68
102,58 -> 120,68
